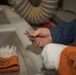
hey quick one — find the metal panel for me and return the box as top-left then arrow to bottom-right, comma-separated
0,31 -> 39,75
63,0 -> 76,14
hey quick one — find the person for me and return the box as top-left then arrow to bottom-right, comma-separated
28,19 -> 76,47
26,19 -> 76,75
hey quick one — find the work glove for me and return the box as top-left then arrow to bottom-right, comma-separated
41,43 -> 76,75
0,45 -> 20,72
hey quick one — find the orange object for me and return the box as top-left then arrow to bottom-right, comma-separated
58,46 -> 76,75
0,56 -> 20,72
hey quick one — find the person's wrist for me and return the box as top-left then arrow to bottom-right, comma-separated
47,28 -> 52,43
50,32 -> 52,43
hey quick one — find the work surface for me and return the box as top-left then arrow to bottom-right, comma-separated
0,7 -> 59,75
0,31 -> 39,75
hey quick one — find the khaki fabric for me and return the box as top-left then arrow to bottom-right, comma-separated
58,46 -> 76,75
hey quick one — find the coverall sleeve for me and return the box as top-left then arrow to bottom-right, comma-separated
49,19 -> 76,44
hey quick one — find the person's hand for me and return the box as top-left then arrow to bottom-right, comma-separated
28,28 -> 52,47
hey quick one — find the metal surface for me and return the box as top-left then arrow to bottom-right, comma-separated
0,31 -> 39,75
0,11 -> 10,24
0,5 -> 59,75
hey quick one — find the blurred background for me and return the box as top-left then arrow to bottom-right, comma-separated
0,0 -> 63,8
0,0 -> 9,5
0,0 -> 76,27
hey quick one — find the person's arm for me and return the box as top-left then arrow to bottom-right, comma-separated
49,19 -> 76,44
